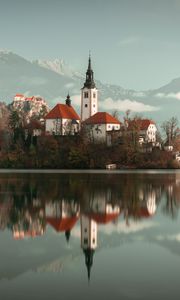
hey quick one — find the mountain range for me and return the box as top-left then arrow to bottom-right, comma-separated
0,50 -> 180,125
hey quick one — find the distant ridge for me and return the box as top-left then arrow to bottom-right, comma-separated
0,50 -> 180,123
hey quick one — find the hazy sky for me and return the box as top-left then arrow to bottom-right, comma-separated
0,0 -> 180,90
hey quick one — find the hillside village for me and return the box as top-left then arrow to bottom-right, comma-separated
0,56 -> 180,169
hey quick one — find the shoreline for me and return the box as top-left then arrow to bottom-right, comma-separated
0,169 -> 180,174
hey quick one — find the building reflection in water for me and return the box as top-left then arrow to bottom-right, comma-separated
45,200 -> 80,242
0,172 -> 180,278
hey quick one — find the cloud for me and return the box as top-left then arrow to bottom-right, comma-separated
133,91 -> 146,98
65,82 -> 75,89
71,94 -> 81,106
155,92 -> 180,100
156,233 -> 180,242
99,97 -> 159,112
20,76 -> 47,86
99,221 -> 157,235
71,226 -> 81,238
52,94 -> 159,113
51,94 -> 81,107
70,221 -> 157,237
118,36 -> 141,46
51,96 -> 63,106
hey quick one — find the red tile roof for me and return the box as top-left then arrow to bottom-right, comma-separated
25,97 -> 34,101
128,119 -> 155,131
84,112 -> 121,125
130,207 -> 155,219
46,216 -> 79,232
88,212 -> 120,224
15,94 -> 24,97
45,104 -> 80,120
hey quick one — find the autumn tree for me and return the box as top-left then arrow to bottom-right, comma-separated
161,117 -> 178,144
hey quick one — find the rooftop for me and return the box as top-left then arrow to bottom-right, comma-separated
84,112 -> 121,125
127,119 -> 155,130
45,103 -> 80,120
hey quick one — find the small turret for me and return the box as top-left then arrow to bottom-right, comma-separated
65,230 -> 71,243
65,94 -> 71,106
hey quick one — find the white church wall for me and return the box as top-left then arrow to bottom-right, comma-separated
81,215 -> 97,250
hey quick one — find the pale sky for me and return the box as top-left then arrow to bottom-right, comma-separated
0,0 -> 180,90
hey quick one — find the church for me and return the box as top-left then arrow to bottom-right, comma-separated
45,56 -> 121,142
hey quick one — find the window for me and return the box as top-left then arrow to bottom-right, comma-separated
93,238 -> 95,244
85,104 -> 88,108
84,228 -> 87,233
84,92 -> 88,98
93,104 -> 96,107
93,93 -> 96,98
84,238 -> 88,244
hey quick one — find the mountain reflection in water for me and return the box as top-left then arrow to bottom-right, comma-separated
0,172 -> 179,283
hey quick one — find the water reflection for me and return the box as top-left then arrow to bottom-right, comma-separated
0,172 -> 180,280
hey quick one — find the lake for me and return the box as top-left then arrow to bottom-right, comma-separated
0,170 -> 180,300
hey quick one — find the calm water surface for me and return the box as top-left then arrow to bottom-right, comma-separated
0,171 -> 180,300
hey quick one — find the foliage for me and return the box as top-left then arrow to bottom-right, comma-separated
0,102 -> 179,169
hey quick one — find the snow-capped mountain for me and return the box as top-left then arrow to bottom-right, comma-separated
0,50 -> 180,124
33,59 -> 82,78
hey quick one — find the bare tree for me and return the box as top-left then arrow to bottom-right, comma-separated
161,117 -> 178,144
112,110 -> 120,120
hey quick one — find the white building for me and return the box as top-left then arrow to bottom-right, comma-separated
127,119 -> 157,144
12,94 -> 49,120
128,193 -> 157,220
81,214 -> 97,280
13,94 -> 46,108
90,201 -> 120,219
83,112 -> 121,143
13,93 -> 25,110
14,94 -> 26,102
12,209 -> 45,240
81,56 -> 98,121
81,215 -> 97,250
46,200 -> 79,241
45,95 -> 80,135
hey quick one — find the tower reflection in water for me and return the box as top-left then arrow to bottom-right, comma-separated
0,172 -> 179,279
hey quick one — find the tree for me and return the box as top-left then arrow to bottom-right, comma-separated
9,110 -> 22,130
161,117 -> 178,144
122,116 -> 142,150
9,110 -> 25,144
112,110 -> 120,120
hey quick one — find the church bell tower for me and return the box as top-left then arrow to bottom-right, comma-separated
81,215 -> 97,281
81,55 -> 98,121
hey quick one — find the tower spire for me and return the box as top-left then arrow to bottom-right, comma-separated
83,54 -> 96,89
88,51 -> 91,70
84,248 -> 94,282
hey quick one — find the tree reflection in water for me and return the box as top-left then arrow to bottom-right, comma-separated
0,172 -> 180,278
